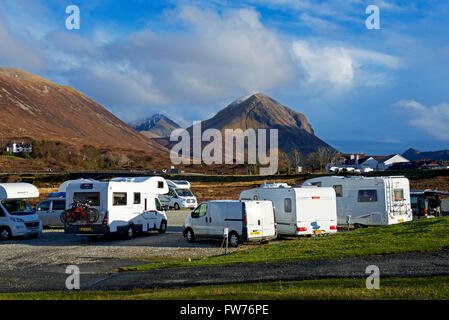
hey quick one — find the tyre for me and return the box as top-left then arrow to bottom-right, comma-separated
125,225 -> 135,240
86,208 -> 99,223
159,220 -> 167,234
228,232 -> 240,247
185,228 -> 195,243
174,203 -> 180,210
0,227 -> 11,240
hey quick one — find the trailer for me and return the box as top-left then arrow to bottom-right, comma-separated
158,180 -> 197,210
304,176 -> 413,227
239,183 -> 337,236
64,176 -> 169,239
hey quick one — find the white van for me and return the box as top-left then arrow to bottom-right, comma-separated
183,200 -> 277,247
239,183 -> 338,236
0,183 -> 42,240
64,177 -> 169,239
304,175 -> 413,227
158,180 -> 197,210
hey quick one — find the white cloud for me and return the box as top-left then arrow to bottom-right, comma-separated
292,40 -> 401,88
394,100 -> 449,141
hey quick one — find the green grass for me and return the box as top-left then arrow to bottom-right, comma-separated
1,276 -> 448,300
122,216 -> 449,271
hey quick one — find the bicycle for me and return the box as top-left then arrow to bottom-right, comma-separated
60,200 -> 99,225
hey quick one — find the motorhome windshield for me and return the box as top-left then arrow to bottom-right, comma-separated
0,199 -> 34,215
175,189 -> 193,197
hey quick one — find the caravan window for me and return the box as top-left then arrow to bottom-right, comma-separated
134,193 -> 141,205
333,185 -> 343,197
358,190 -> 377,202
253,195 -> 259,200
157,181 -> 164,189
394,189 -> 404,201
311,182 -> 322,187
74,192 -> 100,206
113,192 -> 127,206
284,198 -> 292,213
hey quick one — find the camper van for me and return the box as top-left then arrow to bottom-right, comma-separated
239,183 -> 338,236
0,183 -> 42,239
304,176 -> 413,227
64,177 -> 169,239
183,200 -> 277,247
158,180 -> 197,210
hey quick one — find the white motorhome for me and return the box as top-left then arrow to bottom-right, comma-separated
304,176 -> 413,227
0,183 -> 42,239
158,180 -> 197,210
64,177 -> 169,239
58,179 -> 97,193
239,183 -> 338,236
183,200 -> 277,247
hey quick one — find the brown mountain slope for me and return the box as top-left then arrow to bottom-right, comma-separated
163,93 -> 336,158
0,68 -> 168,153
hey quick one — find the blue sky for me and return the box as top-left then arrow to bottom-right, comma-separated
0,0 -> 448,155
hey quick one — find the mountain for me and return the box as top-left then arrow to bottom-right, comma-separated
0,67 -> 167,153
164,93 -> 336,158
130,114 -> 180,138
402,148 -> 449,161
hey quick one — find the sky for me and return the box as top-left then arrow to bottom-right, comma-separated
0,0 -> 448,155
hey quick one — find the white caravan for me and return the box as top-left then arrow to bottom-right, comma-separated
239,184 -> 338,236
64,177 -> 169,239
304,176 -> 413,227
183,200 -> 277,247
158,180 -> 197,210
0,183 -> 42,239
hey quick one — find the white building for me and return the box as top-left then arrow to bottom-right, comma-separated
5,142 -> 32,153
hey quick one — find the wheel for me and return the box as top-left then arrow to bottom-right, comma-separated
0,227 -> 12,240
159,220 -> 167,233
125,225 -> 135,240
86,208 -> 99,223
228,232 -> 240,247
185,228 -> 195,243
174,203 -> 180,210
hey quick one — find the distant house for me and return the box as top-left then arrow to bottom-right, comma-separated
375,154 -> 410,170
328,153 -> 409,172
5,142 -> 32,153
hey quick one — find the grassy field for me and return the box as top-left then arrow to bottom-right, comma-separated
1,276 -> 448,300
122,216 -> 449,271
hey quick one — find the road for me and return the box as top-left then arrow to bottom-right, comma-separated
1,251 -> 448,293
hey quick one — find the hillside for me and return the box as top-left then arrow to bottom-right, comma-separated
130,114 -> 181,138
403,148 -> 449,161
0,68 -> 167,153
164,93 -> 336,159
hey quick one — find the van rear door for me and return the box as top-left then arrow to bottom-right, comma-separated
243,201 -> 264,240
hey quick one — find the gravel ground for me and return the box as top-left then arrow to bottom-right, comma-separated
0,210 -> 252,271
0,210 -> 261,292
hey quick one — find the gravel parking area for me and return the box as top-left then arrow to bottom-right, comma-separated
0,210 -> 254,273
